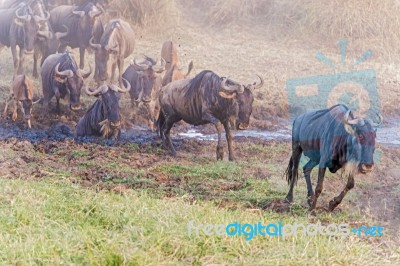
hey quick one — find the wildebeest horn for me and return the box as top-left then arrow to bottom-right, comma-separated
221,77 -> 244,93
89,36 -> 101,49
133,58 -> 149,71
72,10 -> 85,17
55,25 -> 69,40
55,63 -> 74,78
370,113 -> 383,127
344,110 -> 365,126
114,78 -> 131,93
153,58 -> 166,73
15,7 -> 31,22
32,98 -> 41,104
85,84 -> 108,96
254,75 -> 264,90
144,55 -> 157,65
78,64 -> 92,79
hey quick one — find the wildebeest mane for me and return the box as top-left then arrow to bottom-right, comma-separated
99,20 -> 119,47
184,70 -> 219,99
57,52 -> 79,74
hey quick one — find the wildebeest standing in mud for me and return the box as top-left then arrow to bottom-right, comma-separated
0,2 -> 50,78
75,78 -> 130,140
158,70 -> 263,161
3,74 -> 39,128
160,40 -> 194,86
285,104 -> 382,212
41,52 -> 92,111
90,19 -> 135,85
122,56 -> 166,131
49,1 -> 103,68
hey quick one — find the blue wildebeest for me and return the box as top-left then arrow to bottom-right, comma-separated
41,51 -> 91,111
122,56 -> 166,131
49,1 -> 103,68
157,70 -> 263,161
0,2 -> 50,77
89,19 -> 135,85
285,104 -> 382,211
75,78 -> 130,140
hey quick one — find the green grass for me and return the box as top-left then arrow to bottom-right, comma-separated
0,140 -> 399,265
0,178 -> 397,265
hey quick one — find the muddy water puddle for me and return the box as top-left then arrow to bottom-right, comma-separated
0,119 -> 398,146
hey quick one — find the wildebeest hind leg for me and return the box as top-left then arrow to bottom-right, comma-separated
163,116 -> 179,156
328,175 -> 354,211
215,122 -> 223,160
303,160 -> 318,207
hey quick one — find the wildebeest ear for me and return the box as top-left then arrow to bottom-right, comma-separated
344,124 -> 356,136
219,91 -> 236,99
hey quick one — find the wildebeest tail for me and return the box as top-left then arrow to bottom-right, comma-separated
285,155 -> 295,185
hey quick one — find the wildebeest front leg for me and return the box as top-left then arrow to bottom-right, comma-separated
12,100 -> 18,121
309,167 -> 326,211
117,59 -> 124,87
303,160 -> 318,207
3,96 -> 12,118
17,47 -> 25,75
215,122 -> 223,160
11,45 -> 19,78
79,47 -> 85,69
110,62 -> 117,84
328,175 -> 354,211
33,47 -> 40,78
223,121 -> 235,161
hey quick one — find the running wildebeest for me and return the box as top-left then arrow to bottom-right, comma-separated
285,104 -> 382,212
75,78 -> 130,140
41,51 -> 91,111
122,56 -> 166,131
0,2 -> 50,77
89,19 -> 135,85
160,40 -> 193,86
3,74 -> 39,128
49,1 -> 103,68
157,70 -> 263,161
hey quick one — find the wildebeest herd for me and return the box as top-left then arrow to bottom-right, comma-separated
0,0 -> 382,212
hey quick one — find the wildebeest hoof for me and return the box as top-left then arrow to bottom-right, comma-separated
307,197 -> 314,208
284,195 -> 293,203
12,112 -> 17,121
216,146 -> 224,160
328,200 -> 338,211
